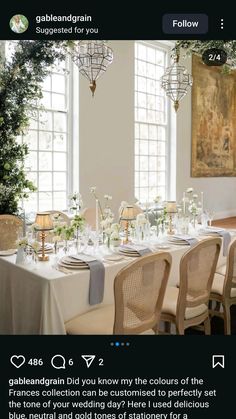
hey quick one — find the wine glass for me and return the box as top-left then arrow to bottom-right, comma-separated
206,210 -> 215,227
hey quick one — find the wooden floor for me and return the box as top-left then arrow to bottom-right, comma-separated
212,216 -> 236,229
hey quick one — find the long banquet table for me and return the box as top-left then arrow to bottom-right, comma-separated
0,239 -> 228,335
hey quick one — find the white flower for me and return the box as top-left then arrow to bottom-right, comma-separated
16,237 -> 28,248
188,203 -> 199,215
154,195 -> 162,203
104,227 -> 112,235
104,194 -> 112,200
193,194 -> 198,199
130,220 -> 136,229
90,186 -> 96,193
186,187 -> 193,194
104,207 -> 113,217
110,231 -> 120,240
100,216 -> 113,229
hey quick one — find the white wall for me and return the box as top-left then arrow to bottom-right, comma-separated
79,41 -> 134,218
176,55 -> 236,219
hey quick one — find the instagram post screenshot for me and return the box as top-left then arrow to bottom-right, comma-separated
0,2 -> 235,419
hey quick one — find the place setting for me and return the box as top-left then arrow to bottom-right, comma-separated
118,244 -> 152,257
166,235 -> 198,246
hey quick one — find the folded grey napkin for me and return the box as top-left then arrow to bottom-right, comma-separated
217,231 -> 231,256
123,245 -> 152,256
73,254 -> 105,305
200,229 -> 231,256
173,236 -> 198,246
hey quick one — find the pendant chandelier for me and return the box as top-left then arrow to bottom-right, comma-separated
161,48 -> 193,112
70,40 -> 113,96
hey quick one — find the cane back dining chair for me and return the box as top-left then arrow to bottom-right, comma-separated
65,252 -> 172,335
160,238 -> 221,335
0,214 -> 23,251
210,238 -> 236,335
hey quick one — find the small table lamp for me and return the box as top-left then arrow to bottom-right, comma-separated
35,212 -> 53,261
166,201 -> 177,235
120,205 -> 135,244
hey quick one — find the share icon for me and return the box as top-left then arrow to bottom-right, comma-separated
81,355 -> 96,368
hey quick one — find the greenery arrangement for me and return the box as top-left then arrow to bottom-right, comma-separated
0,40 -> 69,214
176,40 -> 236,71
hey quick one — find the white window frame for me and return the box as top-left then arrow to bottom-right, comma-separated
134,40 -> 176,204
2,41 -> 79,212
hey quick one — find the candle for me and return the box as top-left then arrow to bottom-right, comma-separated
95,199 -> 99,234
201,192 -> 204,210
183,192 -> 186,215
23,208 -> 26,237
145,201 -> 148,220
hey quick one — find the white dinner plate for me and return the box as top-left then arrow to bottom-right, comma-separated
0,249 -> 17,256
118,251 -> 139,257
58,261 -> 88,270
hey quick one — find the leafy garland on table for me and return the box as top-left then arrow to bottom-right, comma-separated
0,40 -> 70,214
176,40 -> 236,72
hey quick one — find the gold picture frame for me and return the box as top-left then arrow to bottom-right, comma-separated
192,54 -> 236,177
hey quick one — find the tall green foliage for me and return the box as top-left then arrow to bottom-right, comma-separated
0,41 -> 67,214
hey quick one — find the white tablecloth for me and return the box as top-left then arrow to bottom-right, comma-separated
0,242 -> 226,335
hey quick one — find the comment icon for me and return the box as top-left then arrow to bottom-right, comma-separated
51,354 -> 66,369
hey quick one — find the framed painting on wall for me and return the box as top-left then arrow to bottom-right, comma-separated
191,54 -> 236,177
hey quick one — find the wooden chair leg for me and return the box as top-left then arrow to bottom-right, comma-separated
176,324 -> 185,335
204,317 -> 211,335
223,303 -> 231,335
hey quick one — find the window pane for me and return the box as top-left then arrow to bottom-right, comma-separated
140,141 -> 149,155
42,76 -> 51,91
52,74 -> 65,94
54,192 -> 67,210
52,93 -> 65,110
39,172 -> 52,191
53,153 -> 67,171
41,92 -> 51,108
157,157 -> 166,171
54,112 -> 67,132
54,134 -> 67,151
149,156 -> 157,171
39,152 -> 52,171
24,193 -> 37,213
24,131 -> 37,150
140,156 -> 148,171
39,132 -> 52,150
53,172 -> 67,191
39,111 -> 53,131
25,152 -> 37,171
38,192 -> 52,211
139,124 -> 148,139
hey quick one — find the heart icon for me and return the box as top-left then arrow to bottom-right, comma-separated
10,355 -> 26,369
